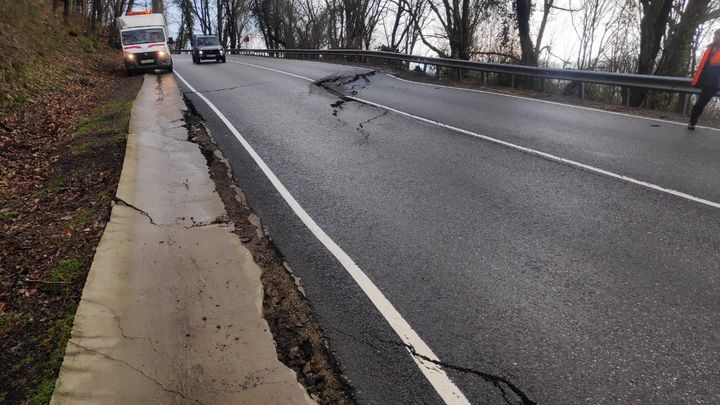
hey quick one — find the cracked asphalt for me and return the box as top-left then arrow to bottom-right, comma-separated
175,55 -> 720,404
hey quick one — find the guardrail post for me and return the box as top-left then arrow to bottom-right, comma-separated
625,87 -> 631,106
539,78 -> 545,93
482,71 -> 487,88
511,74 -> 515,89
683,94 -> 690,115
580,82 -> 585,99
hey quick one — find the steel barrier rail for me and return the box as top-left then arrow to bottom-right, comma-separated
171,48 -> 701,107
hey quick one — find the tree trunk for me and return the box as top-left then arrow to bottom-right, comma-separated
90,0 -> 100,31
628,0 -> 673,106
515,0 -> 537,66
344,0 -> 366,49
656,0 -> 712,78
63,0 -> 69,24
217,0 -> 223,44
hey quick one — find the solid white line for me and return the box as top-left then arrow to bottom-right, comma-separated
229,60 -> 315,82
348,96 -> 720,209
230,59 -> 720,210
386,73 -> 720,132
173,71 -> 471,405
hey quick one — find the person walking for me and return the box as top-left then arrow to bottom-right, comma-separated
689,29 -> 720,130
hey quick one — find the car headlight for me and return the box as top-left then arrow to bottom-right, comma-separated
219,49 -> 224,55
158,50 -> 167,57
125,52 -> 135,60
199,50 -> 203,55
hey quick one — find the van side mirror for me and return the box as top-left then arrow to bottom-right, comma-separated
168,37 -> 175,45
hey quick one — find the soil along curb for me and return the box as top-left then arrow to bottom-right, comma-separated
50,74 -> 314,405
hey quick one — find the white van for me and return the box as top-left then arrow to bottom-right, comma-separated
117,11 -> 173,74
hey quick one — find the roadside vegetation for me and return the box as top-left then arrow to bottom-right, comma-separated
0,1 -> 141,403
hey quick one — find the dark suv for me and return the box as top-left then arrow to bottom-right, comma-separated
191,35 -> 226,64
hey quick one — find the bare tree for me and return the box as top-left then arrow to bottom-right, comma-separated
416,0 -> 502,59
193,0 -> 213,34
253,0 -> 296,47
381,0 -> 428,53
293,0 -> 329,48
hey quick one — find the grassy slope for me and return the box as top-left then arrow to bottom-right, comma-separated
0,2 -> 142,404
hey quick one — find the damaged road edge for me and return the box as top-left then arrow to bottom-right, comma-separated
180,93 -> 356,405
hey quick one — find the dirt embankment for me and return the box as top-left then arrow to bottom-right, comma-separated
183,100 -> 356,404
0,2 -> 140,403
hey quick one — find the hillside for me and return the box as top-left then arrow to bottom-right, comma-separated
0,2 -> 141,404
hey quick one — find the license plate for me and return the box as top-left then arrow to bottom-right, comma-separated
140,59 -> 154,64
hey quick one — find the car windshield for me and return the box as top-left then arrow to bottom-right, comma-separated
122,28 -> 165,45
196,37 -> 220,46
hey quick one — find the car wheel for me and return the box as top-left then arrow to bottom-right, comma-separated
167,64 -> 174,73
222,57 -> 226,63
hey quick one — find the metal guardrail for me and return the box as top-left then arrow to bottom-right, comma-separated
172,48 -> 700,108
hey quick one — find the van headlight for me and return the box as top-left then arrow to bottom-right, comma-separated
158,50 -> 167,57
124,52 -> 136,60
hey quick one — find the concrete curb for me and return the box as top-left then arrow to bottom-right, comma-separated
50,73 -> 314,405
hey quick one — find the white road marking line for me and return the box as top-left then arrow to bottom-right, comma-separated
386,73 -> 720,132
230,59 -> 720,210
229,60 -> 315,82
173,71 -> 472,405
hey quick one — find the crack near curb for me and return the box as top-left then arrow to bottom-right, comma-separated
68,340 -> 206,405
183,216 -> 231,229
113,197 -> 227,229
81,298 -> 169,357
112,196 -> 167,226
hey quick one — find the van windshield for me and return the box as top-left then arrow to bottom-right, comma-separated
122,28 -> 165,45
196,37 -> 220,46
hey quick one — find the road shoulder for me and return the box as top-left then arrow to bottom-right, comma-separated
50,73 -> 313,404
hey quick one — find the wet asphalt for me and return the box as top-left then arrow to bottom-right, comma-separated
173,55 -> 720,404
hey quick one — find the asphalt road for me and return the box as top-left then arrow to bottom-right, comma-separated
173,54 -> 720,404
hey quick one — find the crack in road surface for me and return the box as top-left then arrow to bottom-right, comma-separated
67,340 -> 206,405
181,82 -> 268,95
331,100 -> 345,116
357,110 -> 389,137
400,342 -> 537,405
315,71 -> 391,138
332,324 -> 534,404
315,70 -> 377,99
